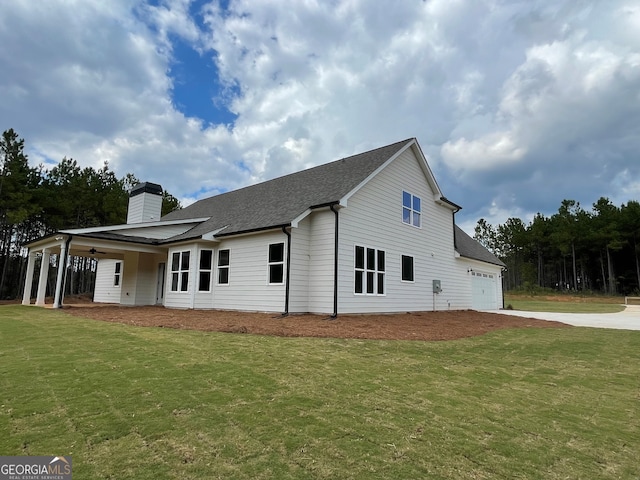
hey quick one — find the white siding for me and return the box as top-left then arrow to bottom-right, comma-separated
119,252 -> 164,305
450,257 -> 474,309
160,219 -> 334,314
289,219 -> 310,313
93,259 -> 121,303
210,231 -> 287,312
120,252 -> 139,305
135,253 -> 163,305
306,210 -> 336,314
163,232 -> 288,312
337,147 -> 467,313
127,192 -> 163,224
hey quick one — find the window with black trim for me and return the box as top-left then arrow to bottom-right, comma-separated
401,255 -> 414,282
402,191 -> 421,227
217,249 -> 230,285
198,249 -> 213,292
268,243 -> 284,284
170,251 -> 190,292
113,261 -> 122,286
354,245 -> 385,295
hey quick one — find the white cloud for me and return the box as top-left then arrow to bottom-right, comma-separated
141,0 -> 200,45
0,0 -> 638,226
441,132 -> 527,172
440,15 -> 640,214
0,0 -> 249,200
197,0 -> 484,182
611,169 -> 640,207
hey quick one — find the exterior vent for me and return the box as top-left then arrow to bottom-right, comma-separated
127,182 -> 163,224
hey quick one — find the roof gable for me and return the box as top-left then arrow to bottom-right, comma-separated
339,140 -> 458,210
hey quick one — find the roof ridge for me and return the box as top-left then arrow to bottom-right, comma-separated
322,137 -> 415,167
182,138 -> 416,207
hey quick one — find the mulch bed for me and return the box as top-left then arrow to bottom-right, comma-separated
61,305 -> 570,341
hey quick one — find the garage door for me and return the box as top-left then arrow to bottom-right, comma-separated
471,271 -> 498,310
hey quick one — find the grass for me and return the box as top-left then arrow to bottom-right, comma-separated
1,306 -> 639,479
505,294 -> 626,313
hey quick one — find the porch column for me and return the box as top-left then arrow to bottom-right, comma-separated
21,250 -> 37,305
35,249 -> 51,306
53,241 -> 68,308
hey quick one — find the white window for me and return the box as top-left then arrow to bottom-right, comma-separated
401,255 -> 414,282
198,249 -> 213,292
354,245 -> 385,295
170,251 -> 190,292
113,261 -> 122,287
268,243 -> 285,284
217,249 -> 230,285
402,191 -> 421,227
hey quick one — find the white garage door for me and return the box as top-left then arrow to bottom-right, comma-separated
471,271 -> 498,310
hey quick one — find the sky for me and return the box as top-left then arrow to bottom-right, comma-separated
1,0 -> 639,234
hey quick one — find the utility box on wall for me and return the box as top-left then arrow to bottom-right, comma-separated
432,280 -> 442,294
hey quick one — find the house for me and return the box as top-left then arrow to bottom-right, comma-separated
22,138 -> 505,314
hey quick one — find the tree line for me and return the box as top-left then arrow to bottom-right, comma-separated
474,198 -> 640,295
0,128 -> 181,300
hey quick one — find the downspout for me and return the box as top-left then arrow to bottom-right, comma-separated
501,267 -> 507,310
53,235 -> 72,308
330,204 -> 339,318
282,226 -> 291,316
451,204 -> 460,249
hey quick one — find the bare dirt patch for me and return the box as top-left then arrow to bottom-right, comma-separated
62,305 -> 569,341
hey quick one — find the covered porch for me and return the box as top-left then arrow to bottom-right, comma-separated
22,233 -> 167,308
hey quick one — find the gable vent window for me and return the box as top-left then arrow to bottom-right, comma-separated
354,245 -> 385,295
402,191 -> 421,228
217,249 -> 230,285
171,251 -> 190,292
198,249 -> 213,292
268,243 -> 285,284
113,261 -> 122,287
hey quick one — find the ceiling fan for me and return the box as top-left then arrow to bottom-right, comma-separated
88,248 -> 107,255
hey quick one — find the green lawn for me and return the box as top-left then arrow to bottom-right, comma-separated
1,306 -> 639,479
504,295 -> 626,313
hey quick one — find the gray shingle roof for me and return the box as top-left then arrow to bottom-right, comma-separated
60,138 -> 503,270
155,138 -> 503,269
162,138 -> 415,241
454,225 -> 505,267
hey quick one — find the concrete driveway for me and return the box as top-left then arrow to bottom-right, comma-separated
493,305 -> 640,331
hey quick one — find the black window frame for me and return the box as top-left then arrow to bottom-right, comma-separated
113,261 -> 122,287
354,245 -> 385,295
198,249 -> 213,292
268,243 -> 285,285
217,249 -> 230,285
401,255 -> 414,282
